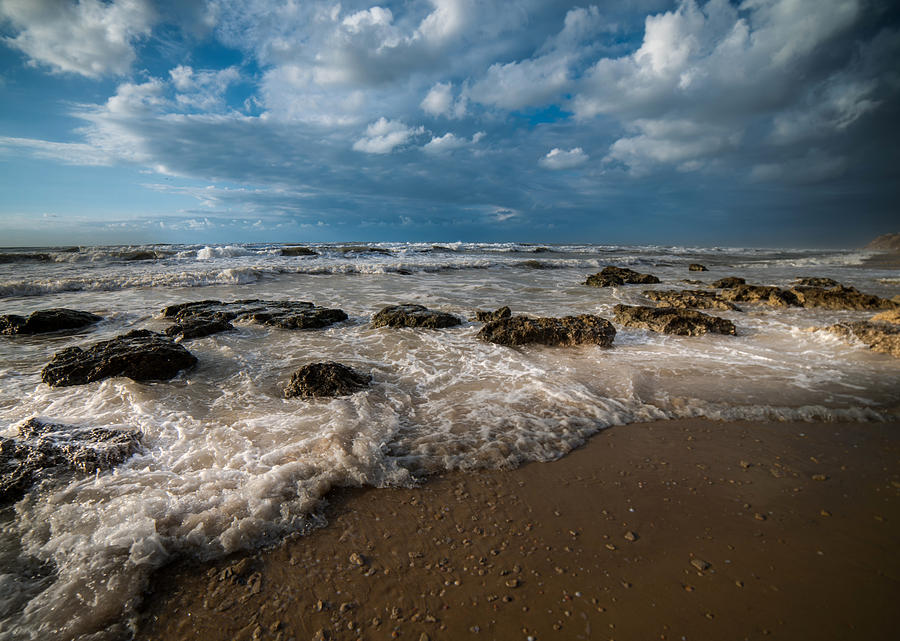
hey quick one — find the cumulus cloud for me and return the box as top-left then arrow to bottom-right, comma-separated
353,117 -> 424,154
423,131 -> 484,153
571,0 -> 895,178
469,6 -> 609,110
421,82 -> 467,118
540,147 -> 589,169
0,0 -> 156,78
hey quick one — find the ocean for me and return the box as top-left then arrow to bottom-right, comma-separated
0,242 -> 897,640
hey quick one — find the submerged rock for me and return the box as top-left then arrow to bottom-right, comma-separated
790,285 -> 897,310
794,277 -> 840,288
720,284 -> 800,307
0,308 -> 102,335
614,305 -> 736,336
283,362 -> 372,398
41,329 -> 198,387
477,314 -> 616,347
642,290 -> 740,311
474,306 -> 512,323
584,266 -> 660,287
0,418 -> 141,502
689,263 -> 708,272
280,246 -> 318,256
371,304 -> 463,329
826,322 -> 900,358
161,299 -> 348,339
711,276 -> 746,289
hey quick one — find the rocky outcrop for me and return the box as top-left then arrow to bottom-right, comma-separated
790,285 -> 897,310
161,300 -> 348,339
1,309 -> 102,335
477,314 -> 616,347
474,306 -> 512,323
689,263 -> 708,272
281,246 -> 318,256
614,305 -> 736,336
283,362 -> 372,398
1,418 -> 141,502
865,233 -> 900,251
642,290 -> 740,311
826,322 -> 900,358
371,304 -> 463,329
720,284 -> 801,307
794,277 -> 840,288
41,330 -> 198,387
870,309 -> 900,324
584,266 -> 660,287
711,276 -> 746,288
714,280 -> 896,310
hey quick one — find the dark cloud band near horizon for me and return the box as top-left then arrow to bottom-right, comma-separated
0,0 -> 897,247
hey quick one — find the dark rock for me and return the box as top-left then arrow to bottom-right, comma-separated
689,263 -> 708,272
281,246 -> 318,256
642,290 -> 741,311
794,277 -> 840,288
0,252 -> 53,263
614,305 -> 736,336
711,277 -> 746,288
283,362 -> 372,398
584,266 -> 660,287
1,309 -> 102,335
474,306 -> 512,323
336,246 -> 392,255
41,329 -> 198,387
371,304 -> 463,329
826,322 -> 900,358
121,250 -> 159,261
720,284 -> 800,307
1,418 -> 141,503
789,285 -> 897,310
477,314 -> 616,347
517,259 -> 552,269
165,318 -> 234,341
161,299 -> 348,336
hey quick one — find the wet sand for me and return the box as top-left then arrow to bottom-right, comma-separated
137,419 -> 900,641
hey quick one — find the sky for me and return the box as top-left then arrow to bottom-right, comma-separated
0,0 -> 898,248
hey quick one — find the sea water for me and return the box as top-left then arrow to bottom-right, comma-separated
0,242 -> 897,639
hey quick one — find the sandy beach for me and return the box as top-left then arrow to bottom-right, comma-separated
137,417 -> 900,641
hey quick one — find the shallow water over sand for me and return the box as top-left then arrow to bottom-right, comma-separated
0,242 -> 897,639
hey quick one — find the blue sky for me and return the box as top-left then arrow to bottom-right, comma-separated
0,0 -> 898,247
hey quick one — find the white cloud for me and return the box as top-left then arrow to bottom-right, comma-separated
423,131 -> 484,154
0,0 -> 156,78
569,0 -> 889,178
0,135 -> 112,165
170,65 -> 242,112
540,147 -> 589,169
469,5 -> 609,110
420,82 -> 467,118
353,117 -> 424,154
414,0 -> 472,45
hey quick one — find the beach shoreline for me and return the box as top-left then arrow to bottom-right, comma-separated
136,417 -> 900,641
